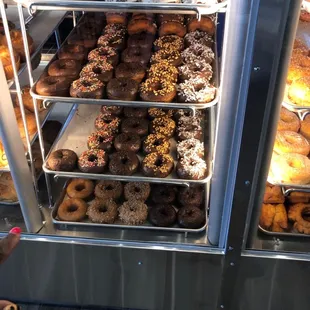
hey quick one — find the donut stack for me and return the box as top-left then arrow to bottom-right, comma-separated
269,107 -> 310,184
175,111 -> 207,180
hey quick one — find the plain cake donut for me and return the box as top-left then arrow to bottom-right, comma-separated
277,107 -> 300,132
57,198 -> 88,222
66,178 -> 94,200
274,131 -> 310,155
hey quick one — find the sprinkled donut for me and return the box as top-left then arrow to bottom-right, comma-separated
88,46 -> 119,66
150,117 -> 176,138
70,77 -> 105,99
87,130 -> 114,153
124,182 -> 150,202
97,33 -> 125,52
184,30 -> 214,48
181,43 -> 214,65
103,24 -> 127,37
142,152 -> 174,178
119,199 -> 148,225
87,199 -> 118,224
78,149 -> 108,173
94,180 -> 123,201
100,105 -> 123,117
80,61 -> 114,83
277,107 -> 300,132
178,61 -> 213,81
94,113 -> 121,134
176,154 -> 207,180
177,138 -> 204,159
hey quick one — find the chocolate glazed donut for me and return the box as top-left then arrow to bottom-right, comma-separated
114,133 -> 141,153
48,59 -> 81,79
47,149 -> 78,171
58,44 -> 87,61
177,206 -> 205,228
121,118 -> 149,137
109,151 -> 139,176
149,205 -> 177,227
107,78 -> 139,101
36,76 -> 72,96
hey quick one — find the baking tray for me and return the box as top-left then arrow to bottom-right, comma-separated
43,103 -> 212,186
258,224 -> 310,238
52,180 -> 207,233
30,14 -> 220,110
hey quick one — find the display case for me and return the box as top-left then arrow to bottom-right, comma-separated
0,0 -> 301,309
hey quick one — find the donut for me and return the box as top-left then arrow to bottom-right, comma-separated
76,21 -> 101,36
149,205 -> 177,227
57,198 -> 87,222
66,178 -> 94,200
114,133 -> 141,153
47,149 -> 77,171
88,47 -> 118,66
103,23 -> 127,36
184,30 -> 213,48
174,109 -> 203,121
177,77 -> 216,103
177,115 -> 202,140
274,131 -> 310,155
288,203 -> 310,234
115,62 -> 146,83
101,105 -> 123,116
128,19 -> 157,36
270,152 -> 310,184
288,77 -> 310,106
0,45 -> 20,80
87,199 -> 118,224
121,118 -> 148,137
80,61 -> 113,83
178,60 -> 213,81
300,9 -> 310,22
150,49 -> 182,67
260,203 -> 288,232
94,113 -> 121,134
294,39 -> 307,49
176,155 -> 207,180
263,184 -> 285,204
148,61 -> 178,82
97,33 -> 125,52
127,33 -> 154,50
70,76 -> 104,99
177,138 -> 204,159
277,107 -> 300,132
177,206 -> 205,228
148,108 -> 174,120
124,182 -> 150,202
107,78 -> 139,101
178,186 -> 204,208
121,47 -> 151,66
157,14 -> 184,25
143,133 -> 170,154
15,85 -> 43,113
140,78 -> 176,103
131,13 -> 155,21
159,21 -> 186,38
106,12 -> 128,25
94,180 -> 123,201
36,76 -> 72,96
187,17 -> 215,35
123,107 -> 148,118
181,43 -> 214,65
153,35 -> 184,52
87,130 -> 114,153
151,184 -> 176,204
287,192 -> 310,204
67,33 -> 97,49
119,199 -> 148,225
287,65 -> 310,84
109,151 -> 139,175
150,117 -> 176,138
58,44 -> 87,61
301,114 -> 310,140
142,152 -> 174,178
78,149 -> 108,173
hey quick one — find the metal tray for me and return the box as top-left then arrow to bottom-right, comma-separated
43,104 -> 212,186
258,225 -> 310,238
30,13 -> 220,110
52,180 -> 207,233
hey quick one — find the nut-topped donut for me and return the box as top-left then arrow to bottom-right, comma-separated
150,117 -> 176,138
143,133 -> 170,154
140,78 -> 176,103
88,46 -> 119,66
154,35 -> 184,52
150,49 -> 182,67
148,61 -> 178,82
97,33 -> 125,52
148,108 -> 174,120
80,61 -> 113,83
87,199 -> 118,224
119,199 -> 148,225
70,77 -> 105,99
94,113 -> 121,134
124,182 -> 150,202
78,149 -> 108,173
94,180 -> 123,201
142,152 -> 174,178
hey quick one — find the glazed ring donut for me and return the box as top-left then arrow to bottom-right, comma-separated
119,199 -> 148,225
94,180 -> 123,201
187,17 -> 215,35
87,199 -> 118,224
142,152 -> 174,178
288,77 -> 310,106
177,206 -> 205,229
270,152 -> 310,184
57,198 -> 88,222
66,178 -> 94,200
300,114 -> 310,140
277,107 -> 300,132
36,76 -> 72,97
159,21 -> 186,38
48,59 -> 81,79
149,205 -> 177,227
274,131 -> 310,155
78,149 -> 108,174
47,149 -> 77,171
288,203 -> 310,234
70,77 -> 105,99
128,19 -> 157,36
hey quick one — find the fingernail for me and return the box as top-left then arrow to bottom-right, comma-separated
9,227 -> 22,235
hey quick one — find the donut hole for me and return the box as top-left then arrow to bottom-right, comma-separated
194,84 -> 205,92
155,158 -> 163,167
104,119 -> 112,124
82,81 -> 92,87
75,184 -> 85,192
99,51 -> 109,56
88,155 -> 98,162
57,152 -> 64,159
154,139 -> 161,146
68,205 -> 78,213
121,157 -> 129,165
104,185 -> 114,191
99,206 -> 107,213
134,187 -> 141,193
302,207 -> 310,221
93,67 -> 102,74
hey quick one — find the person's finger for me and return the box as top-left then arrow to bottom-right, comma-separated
0,227 -> 21,264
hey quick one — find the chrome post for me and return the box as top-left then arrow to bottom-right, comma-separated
17,3 -> 54,206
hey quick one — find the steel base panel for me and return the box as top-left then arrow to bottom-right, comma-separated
0,239 -> 224,310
